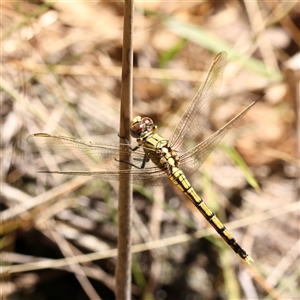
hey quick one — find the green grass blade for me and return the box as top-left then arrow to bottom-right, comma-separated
164,18 -> 282,81
221,145 -> 260,190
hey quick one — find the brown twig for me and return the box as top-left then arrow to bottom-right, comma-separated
115,0 -> 134,299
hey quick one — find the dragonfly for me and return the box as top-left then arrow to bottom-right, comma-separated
28,52 -> 260,264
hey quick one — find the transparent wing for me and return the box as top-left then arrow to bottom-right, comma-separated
178,99 -> 259,177
27,134 -> 169,186
170,52 -> 227,154
39,168 -> 170,186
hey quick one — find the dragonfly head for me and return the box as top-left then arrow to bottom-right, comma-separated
130,116 -> 156,139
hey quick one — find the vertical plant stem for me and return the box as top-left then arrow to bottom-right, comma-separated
116,0 -> 134,299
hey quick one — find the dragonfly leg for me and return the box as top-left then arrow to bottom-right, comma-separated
115,153 -> 150,169
118,133 -> 140,151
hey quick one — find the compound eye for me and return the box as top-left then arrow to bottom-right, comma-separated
131,116 -> 142,126
141,117 -> 153,125
130,123 -> 143,138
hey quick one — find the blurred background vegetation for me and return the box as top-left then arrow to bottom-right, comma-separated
1,1 -> 299,300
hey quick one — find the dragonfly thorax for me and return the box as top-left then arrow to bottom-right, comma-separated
130,116 -> 157,139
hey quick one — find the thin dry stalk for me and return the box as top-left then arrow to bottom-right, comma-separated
116,0 -> 134,299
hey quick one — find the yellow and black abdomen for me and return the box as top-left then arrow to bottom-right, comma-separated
143,133 -> 252,263
169,167 -> 252,263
